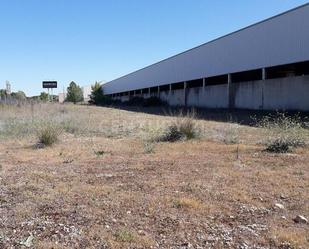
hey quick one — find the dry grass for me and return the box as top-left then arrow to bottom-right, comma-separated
173,198 -> 207,211
0,103 -> 308,248
271,226 -> 309,248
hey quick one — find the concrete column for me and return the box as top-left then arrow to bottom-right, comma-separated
134,90 -> 136,96
148,88 -> 151,96
157,86 -> 160,97
228,74 -> 235,109
203,78 -> 206,88
262,68 -> 267,80
169,84 -> 172,95
184,81 -> 187,107
228,74 -> 232,84
261,68 -> 266,110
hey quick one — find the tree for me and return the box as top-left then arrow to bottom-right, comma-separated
0,89 -> 7,101
0,89 -> 7,97
66,81 -> 83,104
39,92 -> 49,102
11,91 -> 26,100
90,81 -> 104,104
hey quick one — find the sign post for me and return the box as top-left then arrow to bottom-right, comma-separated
42,81 -> 57,102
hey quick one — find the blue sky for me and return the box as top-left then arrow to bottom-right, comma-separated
0,0 -> 308,96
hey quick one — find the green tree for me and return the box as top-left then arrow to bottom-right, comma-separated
90,81 -> 105,104
0,89 -> 7,97
66,81 -> 83,104
0,89 -> 7,101
11,91 -> 26,100
39,92 -> 49,102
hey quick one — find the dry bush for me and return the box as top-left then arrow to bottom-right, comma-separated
218,124 -> 239,145
258,113 -> 306,153
271,226 -> 309,248
159,124 -> 183,142
36,122 -> 62,146
153,109 -> 200,142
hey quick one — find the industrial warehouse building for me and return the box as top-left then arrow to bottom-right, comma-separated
102,4 -> 309,111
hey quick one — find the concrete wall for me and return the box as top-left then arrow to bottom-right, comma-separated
263,76 -> 309,111
160,90 -> 184,106
157,84 -> 228,108
233,75 -> 309,111
115,76 -> 309,111
234,80 -> 264,110
187,84 -> 229,108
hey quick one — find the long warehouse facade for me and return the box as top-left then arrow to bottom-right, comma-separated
103,4 -> 309,111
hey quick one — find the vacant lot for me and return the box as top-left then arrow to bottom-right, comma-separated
0,103 -> 308,248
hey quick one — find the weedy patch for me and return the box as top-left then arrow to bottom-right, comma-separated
219,124 -> 239,145
94,150 -> 105,156
173,197 -> 204,210
159,124 -> 183,142
143,141 -> 155,154
114,229 -> 136,243
36,122 -> 62,147
152,109 -> 200,142
257,113 -> 306,153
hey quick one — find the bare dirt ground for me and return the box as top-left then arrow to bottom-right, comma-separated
0,104 -> 308,248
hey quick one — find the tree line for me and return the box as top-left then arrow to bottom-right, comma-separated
66,81 -> 110,105
0,81 -> 109,105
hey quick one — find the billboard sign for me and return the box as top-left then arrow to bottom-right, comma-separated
43,81 -> 57,89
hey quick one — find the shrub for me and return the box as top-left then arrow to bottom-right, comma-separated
178,117 -> 197,140
155,109 -> 200,142
159,124 -> 183,142
220,124 -> 239,144
265,138 -> 291,153
36,123 -> 62,146
258,113 -> 306,153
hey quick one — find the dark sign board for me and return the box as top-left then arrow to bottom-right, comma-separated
43,81 -> 57,89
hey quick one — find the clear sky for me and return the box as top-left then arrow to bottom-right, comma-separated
0,0 -> 308,96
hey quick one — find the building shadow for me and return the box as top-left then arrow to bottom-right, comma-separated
104,104 -> 309,127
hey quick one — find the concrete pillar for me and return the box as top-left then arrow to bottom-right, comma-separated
157,86 -> 160,97
148,88 -> 151,96
134,90 -> 136,96
203,78 -> 206,88
261,68 -> 267,110
262,68 -> 267,80
184,81 -> 187,107
228,74 -> 235,109
202,78 -> 206,95
228,74 -> 232,84
169,84 -> 172,95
